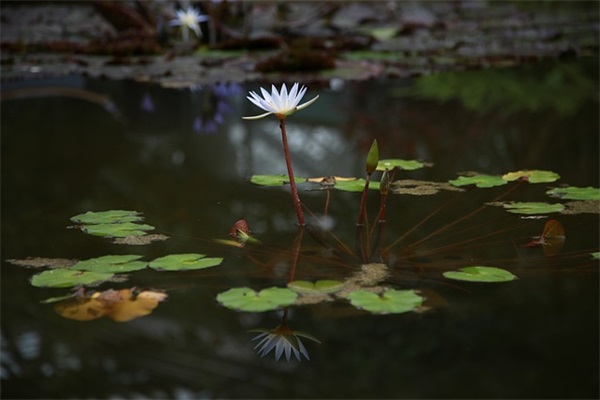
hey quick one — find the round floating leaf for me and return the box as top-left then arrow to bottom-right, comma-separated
31,269 -> 114,288
443,266 -> 517,282
216,287 -> 298,312
334,178 -> 381,192
250,174 -> 306,186
347,289 -> 424,314
72,255 -> 147,273
377,159 -> 427,171
502,202 -> 565,215
71,210 -> 143,225
449,174 -> 507,188
591,252 -> 600,260
288,280 -> 344,294
502,170 -> 560,183
546,186 -> 600,201
149,253 -> 223,271
82,222 -> 155,238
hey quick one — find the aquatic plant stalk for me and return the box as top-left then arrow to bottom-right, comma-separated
279,120 -> 306,226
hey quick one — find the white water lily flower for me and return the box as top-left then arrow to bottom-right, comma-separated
243,83 -> 319,120
169,7 -> 209,41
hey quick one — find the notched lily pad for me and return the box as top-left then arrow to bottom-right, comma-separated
546,186 -> 600,201
443,266 -> 517,282
347,289 -> 424,314
376,159 -> 431,171
216,287 -> 298,312
288,280 -> 344,294
72,255 -> 147,273
250,174 -> 306,186
490,201 -> 565,215
82,222 -> 155,238
149,253 -> 223,271
449,174 -> 507,188
31,269 -> 114,288
70,210 -> 143,225
502,170 -> 560,183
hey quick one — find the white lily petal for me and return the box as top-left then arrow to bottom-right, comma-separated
296,94 -> 319,111
288,83 -> 300,108
242,111 -> 273,120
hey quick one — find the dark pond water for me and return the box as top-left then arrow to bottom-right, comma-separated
2,59 -> 599,399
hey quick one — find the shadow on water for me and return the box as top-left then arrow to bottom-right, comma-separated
1,59 -> 598,399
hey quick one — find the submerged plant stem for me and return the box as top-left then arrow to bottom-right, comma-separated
280,119 -> 306,226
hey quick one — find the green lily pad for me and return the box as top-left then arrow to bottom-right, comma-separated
288,280 -> 344,294
591,252 -> 600,260
546,186 -> 600,201
71,210 -> 143,225
347,289 -> 424,314
334,178 -> 381,192
377,159 -> 428,171
443,266 -> 517,282
250,174 -> 306,186
501,202 -> 565,215
149,253 -> 223,271
449,174 -> 507,188
72,255 -> 147,273
31,269 -> 114,288
216,287 -> 298,312
502,170 -> 560,183
82,222 -> 155,238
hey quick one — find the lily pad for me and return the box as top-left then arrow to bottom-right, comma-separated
546,186 -> 600,201
347,289 -> 424,314
31,269 -> 114,288
501,202 -> 565,215
377,159 -> 428,171
591,252 -> 600,260
82,222 -> 155,238
250,174 -> 306,186
72,255 -> 148,273
449,174 -> 507,188
334,178 -> 381,192
216,287 -> 298,312
149,253 -> 223,271
502,170 -> 560,183
443,266 -> 517,282
288,280 -> 344,294
71,210 -> 143,225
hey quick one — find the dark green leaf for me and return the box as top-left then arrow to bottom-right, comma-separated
149,253 -> 223,271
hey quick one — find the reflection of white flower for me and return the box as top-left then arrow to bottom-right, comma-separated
169,7 -> 209,41
250,324 -> 321,361
243,83 -> 319,120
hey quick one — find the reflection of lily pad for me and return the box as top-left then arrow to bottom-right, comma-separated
377,159 -> 428,171
502,170 -> 560,183
82,222 -> 155,238
250,174 -> 306,186
546,186 -> 600,201
500,202 -> 565,215
216,287 -> 297,312
347,289 -> 424,314
391,179 -> 464,195
31,269 -> 114,288
72,255 -> 147,273
288,280 -> 344,294
449,174 -> 507,188
71,210 -> 143,225
443,266 -> 517,282
149,253 -> 223,271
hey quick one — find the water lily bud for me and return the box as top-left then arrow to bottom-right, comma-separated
365,139 -> 379,175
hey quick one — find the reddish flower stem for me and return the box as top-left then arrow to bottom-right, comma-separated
279,119 -> 306,226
